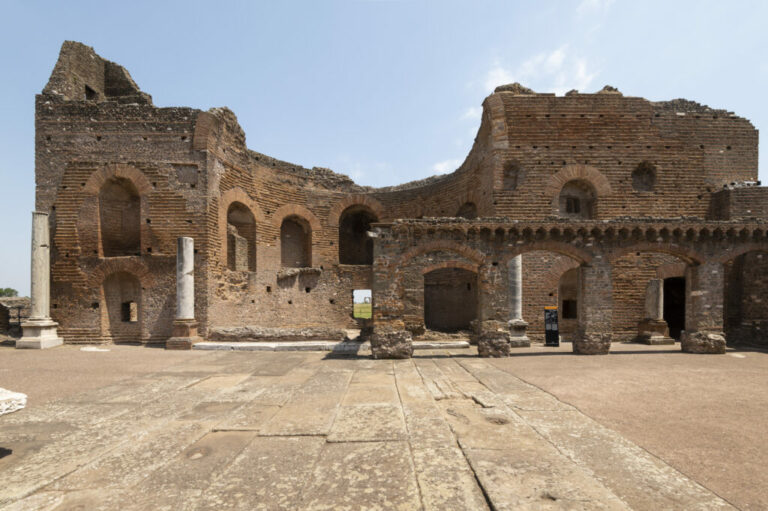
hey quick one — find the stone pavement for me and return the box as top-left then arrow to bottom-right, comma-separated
0,347 -> 741,510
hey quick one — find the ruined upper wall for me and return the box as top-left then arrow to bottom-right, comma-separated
42,41 -> 152,104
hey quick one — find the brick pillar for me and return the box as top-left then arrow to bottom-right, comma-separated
682,262 -> 726,353
637,279 -> 673,345
370,230 -> 412,359
573,257 -> 612,354
477,263 -> 512,357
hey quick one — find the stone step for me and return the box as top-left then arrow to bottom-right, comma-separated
192,340 -> 470,352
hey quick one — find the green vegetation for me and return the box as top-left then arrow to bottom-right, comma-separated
0,288 -> 18,297
353,303 -> 372,319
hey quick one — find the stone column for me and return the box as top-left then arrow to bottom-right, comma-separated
17,212 -> 63,349
506,255 -> 530,347
166,237 -> 202,350
681,262 -> 726,353
637,279 -> 673,344
573,257 -> 612,354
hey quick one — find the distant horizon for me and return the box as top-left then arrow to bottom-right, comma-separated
1,0 -> 766,295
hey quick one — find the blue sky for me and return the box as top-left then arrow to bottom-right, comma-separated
1,0 -> 766,295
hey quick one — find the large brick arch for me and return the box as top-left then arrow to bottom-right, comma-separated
87,258 -> 154,289
219,187 -> 264,266
83,163 -> 153,195
607,243 -> 704,265
716,245 -> 768,264
501,241 -> 593,265
397,240 -> 487,268
328,195 -> 385,227
272,204 -> 322,233
545,165 -> 613,209
421,260 -> 480,276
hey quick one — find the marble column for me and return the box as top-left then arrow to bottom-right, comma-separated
18,212 -> 63,349
637,279 -> 673,344
166,237 -> 202,350
506,255 -> 530,347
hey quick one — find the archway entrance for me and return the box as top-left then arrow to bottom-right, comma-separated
339,206 -> 377,264
663,277 -> 686,340
424,268 -> 477,332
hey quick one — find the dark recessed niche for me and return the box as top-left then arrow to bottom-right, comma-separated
181,136 -> 187,141
251,299 -> 255,304
288,300 -> 293,305
146,218 -> 151,224
46,136 -> 51,141
266,286 -> 272,293
96,136 -> 102,141
329,299 -> 335,304
146,247 -> 152,253
91,302 -> 99,309
305,287 -> 311,293
492,261 -> 499,266
632,161 -> 657,192
726,146 -> 732,150
142,136 -> 148,141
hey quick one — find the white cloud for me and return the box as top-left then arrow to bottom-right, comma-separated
461,106 -> 482,121
576,0 -> 615,17
481,45 -> 598,96
431,159 -> 462,174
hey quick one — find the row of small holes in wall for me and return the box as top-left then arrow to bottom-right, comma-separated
516,145 -> 731,151
520,113 -> 723,120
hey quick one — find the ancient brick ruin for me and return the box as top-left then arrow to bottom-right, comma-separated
32,41 -> 768,356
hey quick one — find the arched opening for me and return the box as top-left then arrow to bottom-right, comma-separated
99,177 -> 140,256
663,277 -> 686,340
102,271 -> 141,342
424,268 -> 477,332
281,216 -> 311,268
611,251 -> 687,341
226,202 -> 256,271
558,180 -> 596,219
456,202 -> 478,220
724,250 -> 768,346
521,250 -> 581,341
339,206 -> 377,264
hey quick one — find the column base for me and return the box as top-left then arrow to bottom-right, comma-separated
478,330 -> 512,357
636,319 -> 674,345
371,329 -> 413,359
507,319 -> 531,348
681,331 -> 726,354
573,332 -> 612,355
166,319 -> 202,350
17,319 -> 63,349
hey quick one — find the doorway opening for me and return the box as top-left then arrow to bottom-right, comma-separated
424,268 -> 477,332
663,277 -> 686,339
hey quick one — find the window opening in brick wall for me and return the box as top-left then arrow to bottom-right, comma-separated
558,180 -> 596,219
353,289 -> 372,319
562,299 -> 578,319
632,161 -> 657,191
85,85 -> 97,101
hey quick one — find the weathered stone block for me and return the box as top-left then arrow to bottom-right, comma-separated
637,319 -> 674,345
371,330 -> 413,359
477,331 -> 511,357
681,331 -> 726,354
573,332 -> 612,355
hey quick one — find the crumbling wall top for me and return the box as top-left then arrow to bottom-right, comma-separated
42,41 -> 152,105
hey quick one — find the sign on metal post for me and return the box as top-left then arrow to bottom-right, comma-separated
544,306 -> 559,347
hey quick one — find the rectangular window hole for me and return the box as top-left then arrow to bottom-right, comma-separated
352,289 -> 372,319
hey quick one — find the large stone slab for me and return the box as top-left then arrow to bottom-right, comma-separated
195,436 -> 325,510
327,404 -> 406,442
412,446 -> 489,510
517,409 -> 734,510
301,441 -> 422,510
259,369 -> 353,435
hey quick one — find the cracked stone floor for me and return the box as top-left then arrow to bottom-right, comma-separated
0,342 -> 766,510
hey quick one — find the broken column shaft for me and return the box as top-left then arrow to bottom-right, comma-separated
166,237 -> 202,350
17,212 -> 62,349
506,254 -> 530,347
637,279 -> 673,345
